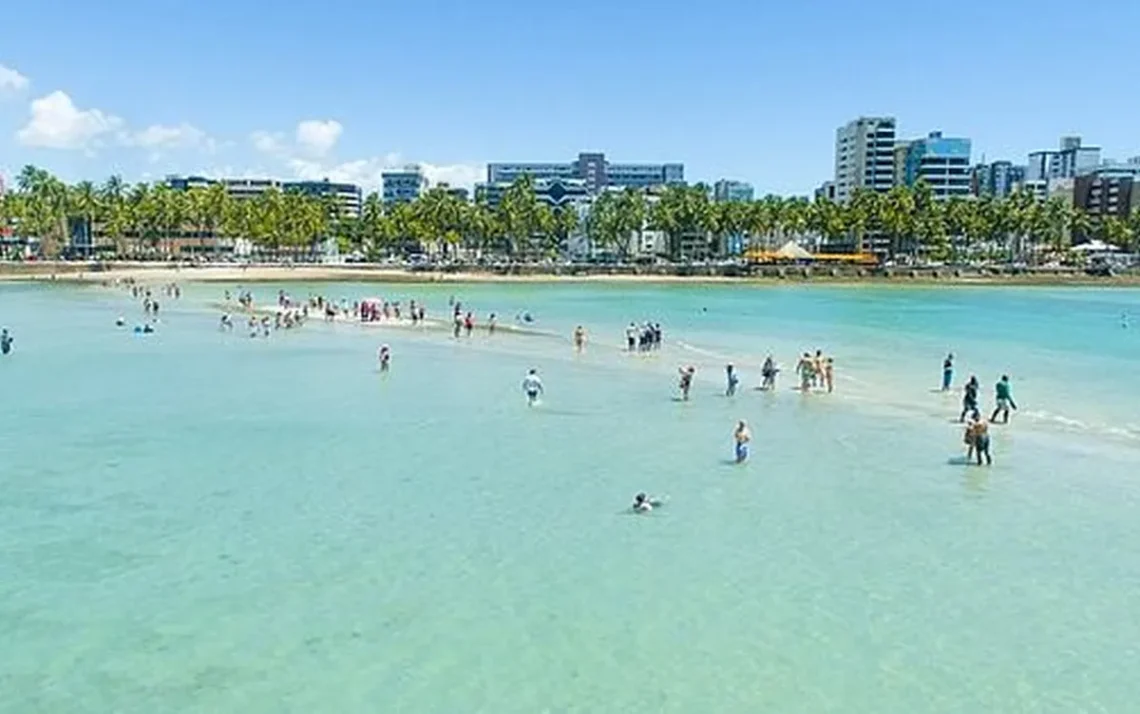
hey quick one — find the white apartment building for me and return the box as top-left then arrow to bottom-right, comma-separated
834,116 -> 897,203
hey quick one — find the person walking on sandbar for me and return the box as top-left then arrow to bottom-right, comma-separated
989,375 -> 1017,424
942,353 -> 954,392
733,420 -> 751,464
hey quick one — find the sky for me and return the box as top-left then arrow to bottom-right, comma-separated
2,0 -> 1139,196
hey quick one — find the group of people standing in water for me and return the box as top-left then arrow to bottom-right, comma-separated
941,353 -> 1018,466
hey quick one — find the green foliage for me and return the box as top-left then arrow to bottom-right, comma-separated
3,166 -> 1137,262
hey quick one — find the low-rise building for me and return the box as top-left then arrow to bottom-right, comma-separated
972,161 -> 1026,197
713,179 -> 755,202
488,152 -> 684,194
282,179 -> 363,218
474,178 -> 590,210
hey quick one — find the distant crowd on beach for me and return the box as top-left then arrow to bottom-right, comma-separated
88,281 -> 1023,489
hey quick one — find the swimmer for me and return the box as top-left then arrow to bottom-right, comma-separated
378,345 -> 391,372
942,353 -> 954,391
632,492 -> 664,513
989,375 -> 1017,424
678,365 -> 695,401
573,325 -> 586,352
116,316 -> 126,328
522,368 -> 544,407
0,328 -> 13,355
725,364 -> 739,397
733,420 -> 751,463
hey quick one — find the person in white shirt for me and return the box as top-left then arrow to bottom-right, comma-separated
522,368 -> 544,406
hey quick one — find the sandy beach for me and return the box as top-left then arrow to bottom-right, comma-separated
2,260 -> 1139,287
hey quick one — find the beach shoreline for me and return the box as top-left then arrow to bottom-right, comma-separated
2,260 -> 1139,287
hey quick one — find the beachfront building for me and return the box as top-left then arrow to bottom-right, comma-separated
833,116 -> 897,203
972,161 -> 1026,197
1026,136 -> 1101,182
282,180 -> 363,218
713,180 -> 755,202
474,177 -> 591,210
814,180 -> 837,202
897,131 -> 972,199
382,167 -> 427,204
435,183 -> 470,202
487,152 -> 684,194
165,175 -> 283,202
1073,165 -> 1140,238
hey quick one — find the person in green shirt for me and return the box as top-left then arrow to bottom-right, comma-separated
989,375 -> 1017,424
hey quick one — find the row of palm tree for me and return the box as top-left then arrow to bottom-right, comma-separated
2,164 -> 1139,262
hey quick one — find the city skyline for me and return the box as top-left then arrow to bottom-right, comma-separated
2,0 -> 1140,195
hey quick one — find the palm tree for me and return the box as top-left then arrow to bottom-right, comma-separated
204,182 -> 230,259
846,189 -> 880,255
99,176 -> 131,257
496,176 -> 541,258
554,205 -> 579,256
68,181 -> 100,258
652,184 -> 711,261
879,186 -> 915,261
360,191 -> 386,257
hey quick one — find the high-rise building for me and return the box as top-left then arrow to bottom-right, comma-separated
382,167 -> 427,204
487,152 -> 684,194
713,180 -> 754,202
972,161 -> 1026,198
898,131 -> 972,199
834,116 -> 897,203
1026,136 -> 1101,181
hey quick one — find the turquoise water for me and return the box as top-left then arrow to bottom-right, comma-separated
2,281 -> 1140,712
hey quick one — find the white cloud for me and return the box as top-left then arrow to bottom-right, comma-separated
16,90 -> 123,149
124,122 -> 210,150
295,119 -> 342,156
421,162 -> 483,189
0,64 -> 29,93
284,154 -> 481,192
250,130 -> 286,156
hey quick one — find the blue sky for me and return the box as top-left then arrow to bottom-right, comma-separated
2,0 -> 1138,195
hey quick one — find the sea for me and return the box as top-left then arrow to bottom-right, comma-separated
2,279 -> 1139,713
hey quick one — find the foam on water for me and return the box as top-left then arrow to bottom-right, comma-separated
2,281 -> 1140,712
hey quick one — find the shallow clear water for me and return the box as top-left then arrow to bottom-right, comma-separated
2,281 -> 1139,712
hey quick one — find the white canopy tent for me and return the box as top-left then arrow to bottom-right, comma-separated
774,240 -> 814,260
1071,240 -> 1120,253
